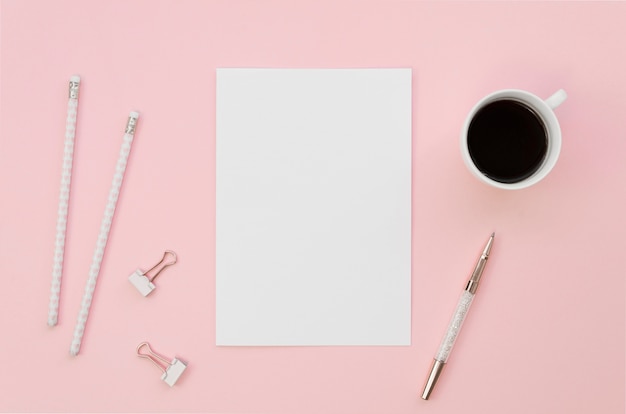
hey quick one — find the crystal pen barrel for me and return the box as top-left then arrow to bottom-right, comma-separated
421,233 -> 494,400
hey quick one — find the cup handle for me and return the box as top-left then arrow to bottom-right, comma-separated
545,89 -> 567,110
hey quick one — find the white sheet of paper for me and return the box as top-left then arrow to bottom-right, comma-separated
216,68 -> 412,345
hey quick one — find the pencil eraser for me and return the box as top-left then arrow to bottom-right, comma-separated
161,358 -> 187,387
70,75 -> 81,83
129,111 -> 140,119
129,270 -> 155,296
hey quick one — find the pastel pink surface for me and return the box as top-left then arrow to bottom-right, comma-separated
0,1 -> 624,413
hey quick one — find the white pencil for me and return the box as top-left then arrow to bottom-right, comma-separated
48,75 -> 81,327
70,111 -> 139,355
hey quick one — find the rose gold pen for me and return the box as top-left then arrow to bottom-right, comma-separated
421,233 -> 494,400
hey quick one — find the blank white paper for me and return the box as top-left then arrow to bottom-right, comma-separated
216,68 -> 411,346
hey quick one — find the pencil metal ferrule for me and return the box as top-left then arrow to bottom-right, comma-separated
125,114 -> 138,135
69,79 -> 80,99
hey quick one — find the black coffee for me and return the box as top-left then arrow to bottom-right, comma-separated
467,99 -> 548,183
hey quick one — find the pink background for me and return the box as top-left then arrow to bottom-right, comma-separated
1,1 -> 624,413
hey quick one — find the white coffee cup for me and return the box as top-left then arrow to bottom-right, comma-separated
460,89 -> 567,190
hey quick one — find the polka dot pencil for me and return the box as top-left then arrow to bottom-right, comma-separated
48,75 -> 80,327
70,111 -> 139,356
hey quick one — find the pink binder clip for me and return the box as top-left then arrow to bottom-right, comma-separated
137,342 -> 188,387
128,250 -> 177,296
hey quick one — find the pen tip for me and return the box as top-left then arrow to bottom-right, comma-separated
483,232 -> 494,256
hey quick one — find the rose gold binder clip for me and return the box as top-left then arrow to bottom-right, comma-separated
128,250 -> 177,296
137,342 -> 188,387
